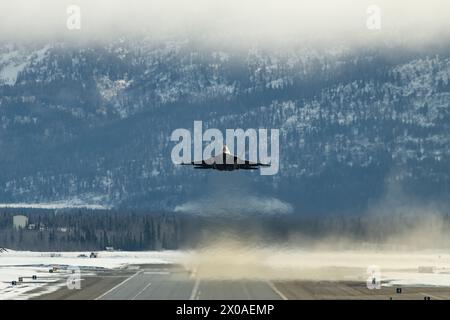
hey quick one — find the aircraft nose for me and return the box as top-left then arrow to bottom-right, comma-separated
222,144 -> 231,154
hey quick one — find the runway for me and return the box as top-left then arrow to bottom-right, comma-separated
35,264 -> 284,300
97,266 -> 283,300
35,264 -> 450,300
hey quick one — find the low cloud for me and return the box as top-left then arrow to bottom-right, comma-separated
175,195 -> 293,216
1,0 -> 449,48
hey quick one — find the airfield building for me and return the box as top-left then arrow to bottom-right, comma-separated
13,215 -> 28,230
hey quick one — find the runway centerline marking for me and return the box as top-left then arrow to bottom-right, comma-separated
241,282 -> 251,300
267,281 -> 288,300
131,281 -> 152,300
190,278 -> 201,300
95,270 -> 142,300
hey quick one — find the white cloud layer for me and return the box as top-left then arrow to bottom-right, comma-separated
1,0 -> 449,47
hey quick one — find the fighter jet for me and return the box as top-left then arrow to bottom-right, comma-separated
180,145 -> 270,171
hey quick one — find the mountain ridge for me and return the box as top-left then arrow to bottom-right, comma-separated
0,39 -> 449,214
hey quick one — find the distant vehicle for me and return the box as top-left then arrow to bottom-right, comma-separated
180,145 -> 270,171
77,254 -> 88,258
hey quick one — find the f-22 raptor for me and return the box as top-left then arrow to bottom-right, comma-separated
180,145 -> 270,171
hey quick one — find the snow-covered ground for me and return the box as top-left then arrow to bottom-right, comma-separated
0,45 -> 50,86
0,249 -> 185,300
382,271 -> 450,288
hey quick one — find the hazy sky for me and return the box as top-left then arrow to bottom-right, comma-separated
1,0 -> 449,47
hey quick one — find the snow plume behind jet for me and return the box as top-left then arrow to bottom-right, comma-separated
181,195 -> 450,281
176,172 -> 450,281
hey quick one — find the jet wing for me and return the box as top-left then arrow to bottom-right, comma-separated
180,160 -> 214,169
232,155 -> 270,167
222,154 -> 271,169
180,153 -> 270,169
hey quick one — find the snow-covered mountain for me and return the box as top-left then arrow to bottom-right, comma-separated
0,38 -> 449,213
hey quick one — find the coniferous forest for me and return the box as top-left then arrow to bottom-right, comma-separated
0,209 -> 180,251
2,207 -> 450,251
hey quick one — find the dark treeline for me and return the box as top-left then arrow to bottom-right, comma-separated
2,208 -> 450,251
0,209 -> 180,251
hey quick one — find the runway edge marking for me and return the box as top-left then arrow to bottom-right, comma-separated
95,270 -> 143,300
131,281 -> 152,300
267,281 -> 288,300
